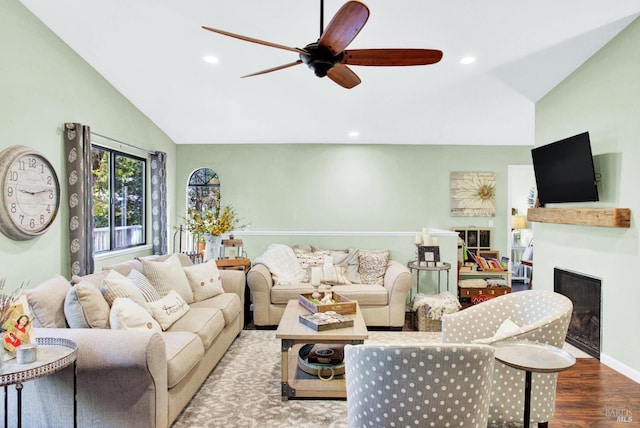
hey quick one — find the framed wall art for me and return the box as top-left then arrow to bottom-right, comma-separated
450,171 -> 496,217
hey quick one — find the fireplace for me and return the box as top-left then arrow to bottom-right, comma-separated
554,268 -> 601,359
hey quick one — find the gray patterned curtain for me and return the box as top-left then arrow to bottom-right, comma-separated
64,123 -> 94,276
150,151 -> 168,255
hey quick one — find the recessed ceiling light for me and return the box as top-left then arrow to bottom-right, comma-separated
348,130 -> 360,138
460,56 -> 476,65
203,55 -> 219,64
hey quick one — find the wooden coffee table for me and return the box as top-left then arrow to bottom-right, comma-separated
275,299 -> 368,400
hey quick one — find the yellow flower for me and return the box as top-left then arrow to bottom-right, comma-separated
183,205 -> 243,236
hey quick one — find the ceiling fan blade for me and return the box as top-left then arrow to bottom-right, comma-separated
342,49 -> 444,66
241,60 -> 303,78
327,64 -> 361,89
201,26 -> 309,56
318,1 -> 369,55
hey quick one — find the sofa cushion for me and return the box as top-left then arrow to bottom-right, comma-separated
190,293 -> 242,326
100,270 -> 151,314
127,269 -> 161,302
25,275 -> 70,328
148,290 -> 190,330
142,254 -> 194,303
161,331 -> 205,388
109,297 -> 162,333
102,259 -> 143,276
271,284 -> 316,305
183,260 -> 224,302
358,250 -> 390,286
331,249 -> 362,283
331,284 -> 389,306
165,307 -> 224,349
64,281 -> 111,329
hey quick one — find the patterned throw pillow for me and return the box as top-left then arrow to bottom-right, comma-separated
127,269 -> 161,302
183,260 -> 224,302
110,297 -> 162,333
358,250 -> 390,286
147,290 -> 190,330
294,249 -> 331,283
141,254 -> 194,304
308,264 -> 352,285
100,270 -> 151,314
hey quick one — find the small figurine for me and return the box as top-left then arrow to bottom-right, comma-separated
320,291 -> 333,304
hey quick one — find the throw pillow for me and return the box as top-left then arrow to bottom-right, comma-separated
127,269 -> 161,302
308,265 -> 352,285
294,249 -> 331,283
331,249 -> 361,283
141,253 -> 194,303
110,297 -> 162,333
24,275 -> 71,328
358,250 -> 390,286
183,260 -> 224,302
64,281 -> 111,329
147,289 -> 190,330
100,270 -> 151,314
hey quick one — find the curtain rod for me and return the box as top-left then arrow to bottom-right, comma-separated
90,131 -> 155,155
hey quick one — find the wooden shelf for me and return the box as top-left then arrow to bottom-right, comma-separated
527,208 -> 630,228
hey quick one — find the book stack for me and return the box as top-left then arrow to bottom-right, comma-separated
299,311 -> 354,331
467,250 -> 506,271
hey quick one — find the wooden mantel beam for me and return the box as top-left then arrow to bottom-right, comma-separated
527,208 -> 631,228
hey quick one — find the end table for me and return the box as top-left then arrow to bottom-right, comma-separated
216,258 -> 252,325
407,261 -> 451,298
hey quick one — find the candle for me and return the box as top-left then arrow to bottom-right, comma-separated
432,237 -> 440,246
415,232 -> 422,244
423,233 -> 430,246
311,267 -> 322,286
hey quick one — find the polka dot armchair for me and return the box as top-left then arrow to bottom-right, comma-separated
344,344 -> 496,428
441,290 -> 573,427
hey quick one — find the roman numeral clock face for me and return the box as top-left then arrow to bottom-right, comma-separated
0,145 -> 60,241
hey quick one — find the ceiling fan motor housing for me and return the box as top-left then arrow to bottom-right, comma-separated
300,43 -> 343,77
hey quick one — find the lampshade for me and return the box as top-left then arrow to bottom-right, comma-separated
512,215 -> 527,230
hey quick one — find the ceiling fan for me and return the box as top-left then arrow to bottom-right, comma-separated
202,0 -> 443,89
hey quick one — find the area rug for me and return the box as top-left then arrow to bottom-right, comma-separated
171,330 -> 442,428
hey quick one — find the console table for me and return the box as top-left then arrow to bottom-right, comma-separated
1,337 -> 77,428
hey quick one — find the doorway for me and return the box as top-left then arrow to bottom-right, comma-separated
507,165 -> 535,289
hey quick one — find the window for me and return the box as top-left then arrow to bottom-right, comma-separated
92,146 -> 146,252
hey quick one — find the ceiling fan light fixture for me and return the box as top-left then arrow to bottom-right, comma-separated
460,56 -> 476,65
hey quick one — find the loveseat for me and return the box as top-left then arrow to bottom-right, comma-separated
4,253 -> 243,428
247,244 -> 412,328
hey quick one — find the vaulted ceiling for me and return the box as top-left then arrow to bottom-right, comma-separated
20,0 -> 640,145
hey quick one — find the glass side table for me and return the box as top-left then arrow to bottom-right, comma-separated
0,337 -> 78,428
407,261 -> 451,298
493,340 -> 575,428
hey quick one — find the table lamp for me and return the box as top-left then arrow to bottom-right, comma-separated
512,215 -> 527,245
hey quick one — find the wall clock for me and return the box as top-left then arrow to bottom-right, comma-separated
0,145 -> 61,241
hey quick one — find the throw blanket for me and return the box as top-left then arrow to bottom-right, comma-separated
254,244 -> 306,285
412,292 -> 462,320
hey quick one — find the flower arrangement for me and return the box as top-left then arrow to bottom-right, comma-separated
184,205 -> 242,237
0,278 -> 23,332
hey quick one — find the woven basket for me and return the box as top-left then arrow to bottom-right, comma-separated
413,305 -> 443,332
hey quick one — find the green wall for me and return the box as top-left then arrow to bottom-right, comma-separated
535,17 -> 640,379
175,144 -> 532,266
0,1 -> 177,290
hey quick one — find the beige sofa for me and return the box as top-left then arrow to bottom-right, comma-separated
247,245 -> 412,328
4,253 -> 243,428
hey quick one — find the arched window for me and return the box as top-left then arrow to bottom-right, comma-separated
187,168 -> 220,213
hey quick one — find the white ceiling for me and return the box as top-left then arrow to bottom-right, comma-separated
20,0 -> 640,146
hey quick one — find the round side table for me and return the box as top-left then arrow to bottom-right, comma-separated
0,337 -> 78,428
493,340 -> 575,428
407,261 -> 451,297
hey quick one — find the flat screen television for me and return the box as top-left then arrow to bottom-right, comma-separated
531,131 -> 599,205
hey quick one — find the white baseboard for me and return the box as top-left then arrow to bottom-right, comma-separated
600,353 -> 640,384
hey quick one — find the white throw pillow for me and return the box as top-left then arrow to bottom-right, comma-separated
64,281 -> 111,329
494,318 -> 520,337
100,270 -> 151,314
147,289 -> 190,330
127,269 -> 161,302
183,260 -> 224,302
110,297 -> 162,333
142,254 -> 194,303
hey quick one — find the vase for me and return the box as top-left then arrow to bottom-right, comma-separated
203,233 -> 222,262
